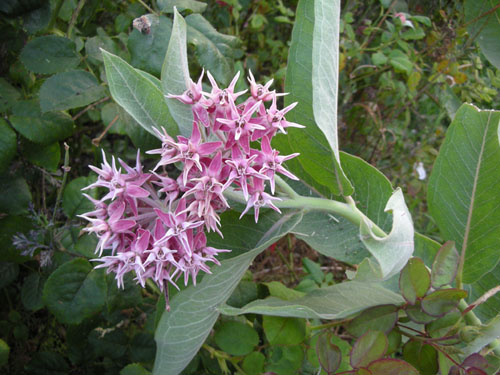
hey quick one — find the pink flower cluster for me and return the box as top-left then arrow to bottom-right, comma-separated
80,70 -> 303,308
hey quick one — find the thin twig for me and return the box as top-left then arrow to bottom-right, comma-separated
72,96 -> 110,121
67,0 -> 86,38
92,114 -> 119,146
463,3 -> 500,28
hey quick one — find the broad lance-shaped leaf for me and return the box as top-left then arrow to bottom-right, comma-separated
360,188 -> 414,280
153,210 -> 303,375
102,49 -> 178,138
219,281 -> 404,319
161,8 -> 193,137
273,0 -> 352,197
427,104 -> 500,319
312,0 -> 352,195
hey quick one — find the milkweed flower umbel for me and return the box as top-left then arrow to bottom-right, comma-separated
80,71 -> 303,309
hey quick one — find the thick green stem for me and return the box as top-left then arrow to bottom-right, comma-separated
223,189 -> 387,238
274,175 -> 299,198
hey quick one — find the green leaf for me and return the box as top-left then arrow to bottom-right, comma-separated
463,315 -> 500,356
85,30 -> 122,64
316,332 -> 342,374
347,305 -> 399,337
0,215 -> 33,263
389,49 -> 413,75
399,257 -> 431,304
372,51 -> 388,66
0,176 -> 31,215
20,36 -> 80,74
465,0 -> 500,70
350,330 -> 388,368
264,281 -> 305,301
263,316 -> 306,346
42,258 -> 107,324
266,346 -> 304,374
128,15 -> 173,77
161,8 -> 193,137
88,328 -> 128,359
39,70 -> 106,112
359,188 -> 415,280
185,14 -> 240,85
0,262 -> 19,289
404,302 -> 435,324
273,0 -> 349,196
0,339 -> 9,367
25,351 -> 70,375
220,281 -> 404,320
311,0 -> 352,195
403,341 -> 438,375
0,77 -> 21,113
153,210 -> 303,375
366,358 -> 419,375
226,280 -> 258,307
431,241 -> 459,289
215,321 -> 259,355
129,333 -> 156,363
0,118 -> 16,172
428,104 -> 500,284
421,289 -> 467,317
21,273 -> 44,311
62,176 -> 96,218
242,352 -> 265,375
102,49 -> 178,138
121,364 -> 151,375
302,258 -> 324,283
23,141 -> 60,171
158,0 -> 207,13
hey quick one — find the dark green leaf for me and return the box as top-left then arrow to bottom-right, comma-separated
403,341 -> 439,375
43,258 -> 107,324
347,305 -> 399,337
421,289 -> 467,317
0,339 -> 9,367
129,333 -> 156,363
367,358 -> 419,375
316,332 -> 342,374
242,352 -> 265,375
0,262 -> 19,289
264,281 -> 305,301
23,141 -> 60,171
265,346 -> 304,374
405,302 -> 435,324
350,330 -> 388,368
88,328 -> 128,359
128,15 -> 173,77
263,316 -> 306,346
0,176 -> 31,215
302,258 -> 324,284
386,330 -> 402,355
121,363 -> 151,375
85,30 -> 121,64
39,70 -> 106,112
186,14 -> 240,85
62,176 -> 96,218
399,257 -> 431,304
21,273 -> 44,311
0,215 -> 33,263
20,36 -> 80,74
0,118 -> 16,172
25,351 -> 70,375
161,8 -> 193,137
102,50 -> 178,138
0,77 -> 20,113
465,0 -> 500,70
22,2 -> 51,34
431,241 -> 459,288
158,0 -> 207,13
215,321 -> 259,356
426,310 -> 462,339
10,100 -> 74,145
226,280 -> 258,307
428,105 -> 500,284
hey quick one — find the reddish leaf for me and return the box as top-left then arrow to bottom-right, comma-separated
421,289 -> 467,317
367,358 -> 419,375
316,332 -> 341,374
350,331 -> 387,369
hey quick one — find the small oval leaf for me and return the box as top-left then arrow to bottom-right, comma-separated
399,257 -> 431,304
316,332 -> 342,374
367,358 -> 419,375
347,305 -> 399,337
350,330 -> 388,369
421,289 -> 467,317
214,321 -> 259,356
431,241 -> 459,288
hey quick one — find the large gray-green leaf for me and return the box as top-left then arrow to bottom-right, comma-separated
465,0 -> 500,70
128,15 -> 173,77
153,210 -> 303,375
220,281 -> 404,319
186,14 -> 240,85
102,50 -> 178,138
161,9 -> 193,137
428,104 -> 500,284
20,36 -> 80,74
272,0 -> 351,197
158,0 -> 207,13
312,0 -> 352,195
39,70 -> 106,112
360,188 -> 414,280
